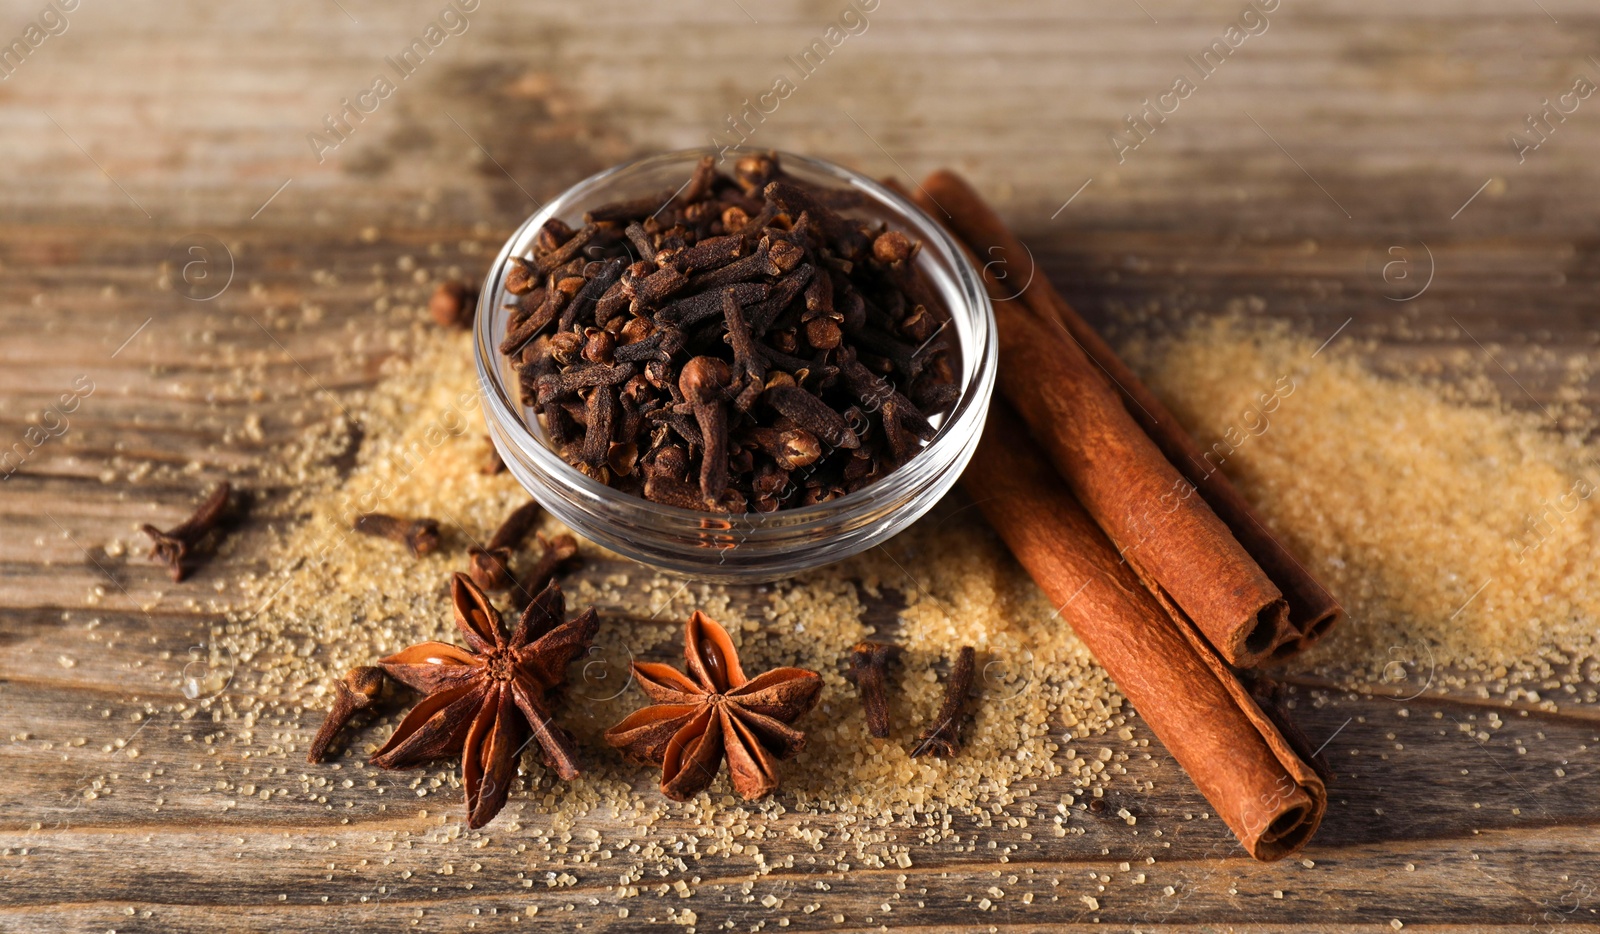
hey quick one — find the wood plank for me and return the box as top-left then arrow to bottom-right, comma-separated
2,0 -> 1598,928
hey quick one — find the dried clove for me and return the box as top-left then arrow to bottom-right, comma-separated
429,279 -> 479,330
504,257 -> 539,295
534,361 -> 636,406
354,512 -> 441,557
582,384 -> 618,471
762,381 -> 858,450
644,473 -> 714,511
911,646 -> 975,758
496,153 -> 960,514
693,244 -> 776,289
480,435 -> 506,475
469,499 -> 542,591
624,221 -> 658,264
742,425 -> 821,470
307,666 -> 388,763
848,641 -> 900,739
513,533 -> 581,606
560,257 -> 628,333
656,280 -> 768,328
722,288 -> 766,412
872,230 -> 915,265
500,286 -> 563,356
679,356 -> 734,502
142,482 -> 236,582
532,222 -> 597,272
636,269 -> 692,309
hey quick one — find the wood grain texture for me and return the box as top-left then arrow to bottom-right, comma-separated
3,0 -> 1600,930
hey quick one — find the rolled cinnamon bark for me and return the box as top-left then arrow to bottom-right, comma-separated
991,300 -> 1292,665
964,405 -> 1326,860
918,196 -> 1292,667
919,170 -> 1340,656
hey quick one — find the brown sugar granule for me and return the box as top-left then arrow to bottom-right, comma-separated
1118,315 -> 1600,669
221,325 -> 1114,848
204,300 -> 1597,909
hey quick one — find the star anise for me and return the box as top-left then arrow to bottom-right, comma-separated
604,611 -> 822,801
369,572 -> 599,828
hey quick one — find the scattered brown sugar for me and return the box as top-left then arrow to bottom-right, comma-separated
1118,315 -> 1600,680
210,309 -> 1600,884
214,323 -> 1129,869
56,240 -> 1597,923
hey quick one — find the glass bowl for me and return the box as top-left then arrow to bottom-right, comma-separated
473,149 -> 995,582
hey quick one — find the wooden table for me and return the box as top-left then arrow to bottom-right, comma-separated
4,0 -> 1598,930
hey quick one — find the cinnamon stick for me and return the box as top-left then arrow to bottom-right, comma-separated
964,405 -> 1326,860
918,210 -> 1290,668
918,170 -> 1340,657
1001,300 -> 1296,665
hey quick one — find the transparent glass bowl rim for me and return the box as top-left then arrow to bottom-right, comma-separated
472,148 -> 996,544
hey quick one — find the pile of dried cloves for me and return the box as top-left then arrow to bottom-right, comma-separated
498,152 -> 960,513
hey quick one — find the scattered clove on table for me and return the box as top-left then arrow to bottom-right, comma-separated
911,645 -> 975,758
141,482 -> 237,582
353,512 -> 441,557
847,641 -> 900,739
468,499 -> 542,591
306,666 -> 388,764
512,533 -> 581,607
430,279 -> 479,330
